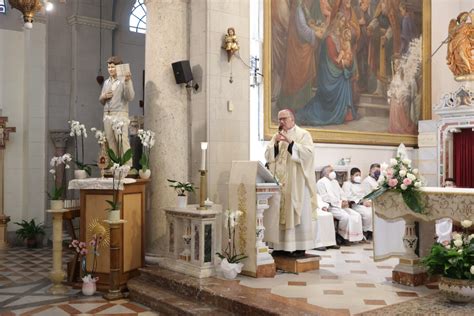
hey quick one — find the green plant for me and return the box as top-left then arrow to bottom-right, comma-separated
105,164 -> 130,211
167,179 -> 195,196
364,155 -> 425,213
216,209 -> 248,264
14,219 -> 45,241
48,153 -> 72,200
106,118 -> 132,166
422,220 -> 474,280
69,120 -> 93,175
137,129 -> 155,172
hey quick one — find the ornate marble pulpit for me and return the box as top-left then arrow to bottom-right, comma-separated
228,161 -> 279,278
373,187 -> 474,286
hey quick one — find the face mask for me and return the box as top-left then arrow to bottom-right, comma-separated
353,176 -> 361,183
328,171 -> 337,180
373,170 -> 381,179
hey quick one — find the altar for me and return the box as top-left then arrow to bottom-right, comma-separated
68,178 -> 148,289
373,187 -> 474,286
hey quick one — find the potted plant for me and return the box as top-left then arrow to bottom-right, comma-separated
14,219 -> 45,248
216,209 -> 247,279
167,179 -> 195,208
106,164 -> 130,221
69,120 -> 92,178
422,219 -> 474,303
137,129 -> 155,179
69,234 -> 102,296
106,118 -> 132,168
48,153 -> 72,210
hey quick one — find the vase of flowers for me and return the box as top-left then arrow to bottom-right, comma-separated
69,234 -> 102,296
167,179 -> 195,208
137,129 -> 155,179
69,120 -> 92,178
216,209 -> 247,279
364,155 -> 424,214
106,164 -> 129,221
422,220 -> 474,303
48,153 -> 72,209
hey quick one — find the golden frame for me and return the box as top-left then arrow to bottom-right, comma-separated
263,0 -> 431,146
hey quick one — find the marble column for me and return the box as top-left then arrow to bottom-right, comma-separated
144,0 -> 189,255
47,209 -> 68,294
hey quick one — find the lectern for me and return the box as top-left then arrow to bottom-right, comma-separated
228,161 -> 279,278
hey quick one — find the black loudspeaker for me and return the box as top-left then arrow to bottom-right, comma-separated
171,60 -> 193,84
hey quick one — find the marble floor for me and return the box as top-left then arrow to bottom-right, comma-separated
0,243 -> 469,315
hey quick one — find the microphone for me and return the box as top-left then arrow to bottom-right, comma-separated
278,125 -> 283,133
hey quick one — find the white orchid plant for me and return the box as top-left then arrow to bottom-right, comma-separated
364,155 -> 425,213
216,209 -> 247,264
106,163 -> 131,210
90,127 -> 107,146
48,153 -> 72,200
137,129 -> 155,172
68,120 -> 92,175
104,117 -> 133,166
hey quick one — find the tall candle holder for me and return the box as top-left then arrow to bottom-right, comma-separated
197,169 -> 207,210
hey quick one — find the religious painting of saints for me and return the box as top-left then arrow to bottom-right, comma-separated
264,0 -> 432,146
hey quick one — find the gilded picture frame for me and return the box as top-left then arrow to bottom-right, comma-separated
264,0 -> 431,146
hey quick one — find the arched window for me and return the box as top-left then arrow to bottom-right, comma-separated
0,0 -> 6,14
129,0 -> 146,34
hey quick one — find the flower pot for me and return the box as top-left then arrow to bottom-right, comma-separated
81,278 -> 97,296
439,277 -> 474,303
50,200 -> 64,210
108,209 -> 121,222
139,169 -> 151,179
26,237 -> 38,248
220,258 -> 243,279
74,170 -> 88,179
177,195 -> 187,208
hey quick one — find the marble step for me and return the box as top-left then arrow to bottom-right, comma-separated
129,266 -> 340,315
128,276 -> 231,315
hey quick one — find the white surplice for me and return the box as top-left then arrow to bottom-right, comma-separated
342,181 -> 373,232
316,177 -> 363,242
313,195 -> 337,248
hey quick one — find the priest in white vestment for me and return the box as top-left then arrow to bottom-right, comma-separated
342,167 -> 373,239
316,165 -> 363,244
362,163 -> 405,260
264,109 -> 317,252
314,195 -> 337,250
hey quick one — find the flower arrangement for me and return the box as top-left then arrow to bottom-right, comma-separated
106,164 -> 131,211
69,233 -> 103,282
216,209 -> 247,264
167,179 -> 195,196
364,155 -> 424,213
48,153 -> 72,200
422,220 -> 474,280
105,117 -> 132,166
90,127 -> 107,146
137,129 -> 155,172
69,120 -> 92,175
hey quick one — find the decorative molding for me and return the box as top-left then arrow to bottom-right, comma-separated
49,130 -> 69,149
67,15 -> 118,30
434,85 -> 474,117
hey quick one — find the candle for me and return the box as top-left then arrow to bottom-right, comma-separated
200,142 -> 208,170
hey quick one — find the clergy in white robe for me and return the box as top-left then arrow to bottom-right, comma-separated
342,167 -> 373,234
316,166 -> 363,243
362,163 -> 405,260
314,195 -> 337,249
264,109 -> 317,252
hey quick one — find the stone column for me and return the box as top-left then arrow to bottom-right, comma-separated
144,0 -> 189,255
47,209 -> 68,294
50,130 -> 70,197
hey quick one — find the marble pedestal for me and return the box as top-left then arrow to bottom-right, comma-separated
0,215 -> 10,249
47,209 -> 68,294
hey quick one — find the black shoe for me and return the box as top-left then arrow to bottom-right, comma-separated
327,245 -> 340,249
290,250 -> 306,257
313,247 -> 327,251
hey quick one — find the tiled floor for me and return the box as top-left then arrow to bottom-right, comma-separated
238,243 -> 439,315
0,248 -> 158,316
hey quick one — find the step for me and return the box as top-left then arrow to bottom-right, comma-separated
128,266 -> 342,316
128,277 -> 230,315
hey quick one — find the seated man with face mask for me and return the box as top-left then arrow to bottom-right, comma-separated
316,165 -> 363,245
342,167 -> 373,240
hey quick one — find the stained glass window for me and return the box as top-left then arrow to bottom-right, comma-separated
129,0 -> 146,34
0,0 -> 6,14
